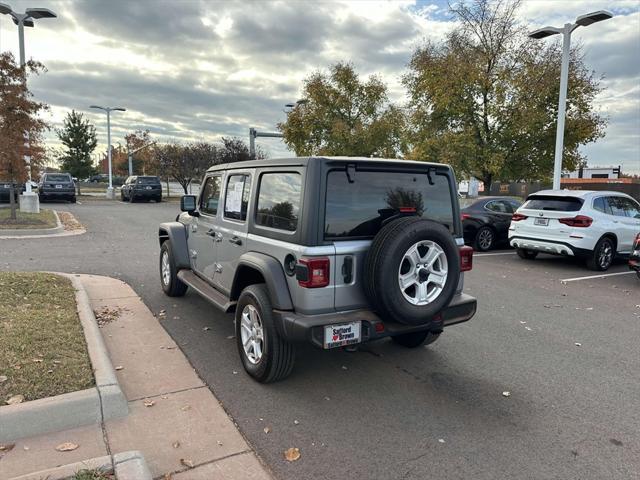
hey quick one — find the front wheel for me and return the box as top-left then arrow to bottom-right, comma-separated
474,226 -> 495,251
517,248 -> 538,260
391,330 -> 440,348
236,284 -> 295,383
586,237 -> 614,271
159,241 -> 187,297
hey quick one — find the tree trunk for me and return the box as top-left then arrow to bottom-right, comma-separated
181,180 -> 189,194
482,172 -> 493,196
166,177 -> 170,198
9,184 -> 17,220
77,181 -> 82,196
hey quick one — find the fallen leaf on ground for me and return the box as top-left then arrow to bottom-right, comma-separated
341,366 -> 348,370
585,307 -> 594,311
143,399 -> 155,407
284,447 -> 301,462
0,444 -> 15,452
0,375 -> 7,384
232,371 -> 238,375
180,405 -> 191,411
164,474 -> 172,480
55,442 -> 79,452
172,441 -> 180,448
519,321 -> 526,324
438,439 -> 446,444
575,342 -> 582,347
203,326 -> 211,331
227,335 -> 235,339
264,427 -> 270,434
217,440 -> 223,446
115,366 -> 124,371
293,420 -> 300,425
32,358 -> 43,363
502,391 -> 511,397
6,395 -> 24,405
524,326 -> 532,331
180,458 -> 194,468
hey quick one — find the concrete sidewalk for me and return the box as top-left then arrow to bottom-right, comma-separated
0,274 -> 273,480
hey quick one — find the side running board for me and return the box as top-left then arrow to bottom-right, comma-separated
177,270 -> 236,313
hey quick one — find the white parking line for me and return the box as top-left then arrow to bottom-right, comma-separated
560,271 -> 635,283
76,201 -> 82,205
474,252 -> 516,257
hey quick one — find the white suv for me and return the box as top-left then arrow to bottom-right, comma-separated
509,190 -> 640,271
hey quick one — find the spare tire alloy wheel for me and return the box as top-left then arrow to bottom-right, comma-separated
240,304 -> 264,364
398,240 -> 448,305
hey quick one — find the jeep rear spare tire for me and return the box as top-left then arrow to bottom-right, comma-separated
364,218 -> 460,326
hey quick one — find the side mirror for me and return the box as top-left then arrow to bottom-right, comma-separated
181,195 -> 198,215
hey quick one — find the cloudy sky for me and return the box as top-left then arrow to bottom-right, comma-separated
1,0 -> 638,173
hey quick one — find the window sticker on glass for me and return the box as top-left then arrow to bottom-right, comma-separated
226,179 -> 244,213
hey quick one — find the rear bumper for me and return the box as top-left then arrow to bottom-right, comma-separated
509,236 -> 591,257
40,189 -> 75,198
131,189 -> 161,198
273,293 -> 477,348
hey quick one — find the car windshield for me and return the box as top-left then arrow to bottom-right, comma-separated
523,195 -> 583,212
137,177 -> 159,184
325,168 -> 454,239
46,174 -> 71,182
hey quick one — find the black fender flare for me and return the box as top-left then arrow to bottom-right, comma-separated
158,222 -> 190,269
231,252 -> 293,311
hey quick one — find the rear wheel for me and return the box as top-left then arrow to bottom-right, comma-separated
474,226 -> 495,251
235,284 -> 295,383
586,237 -> 614,271
159,241 -> 187,296
516,248 -> 538,260
391,330 -> 440,348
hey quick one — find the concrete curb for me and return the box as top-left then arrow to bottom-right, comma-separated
8,451 -> 152,480
0,209 -> 63,236
0,273 -> 128,442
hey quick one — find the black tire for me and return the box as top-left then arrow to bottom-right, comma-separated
586,237 -> 615,271
120,191 -> 125,201
235,284 -> 295,383
70,196 -> 76,203
130,194 -> 136,203
516,248 -> 538,260
391,330 -> 440,348
474,226 -> 495,251
159,241 -> 187,297
38,195 -> 44,203
636,271 -> 640,281
364,218 -> 460,326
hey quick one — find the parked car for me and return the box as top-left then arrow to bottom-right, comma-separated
89,174 -> 109,183
38,172 -> 76,203
121,176 -> 162,202
629,233 -> 640,280
158,157 -> 476,382
509,190 -> 640,271
0,181 -> 25,203
461,196 -> 522,251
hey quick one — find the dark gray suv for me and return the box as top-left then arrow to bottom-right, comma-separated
158,157 -> 476,382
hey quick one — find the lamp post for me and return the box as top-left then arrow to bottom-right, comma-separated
529,10 -> 612,190
1,3 -> 55,212
127,141 -> 156,176
90,106 -> 126,199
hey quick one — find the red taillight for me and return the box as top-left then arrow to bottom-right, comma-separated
511,213 -> 527,222
459,245 -> 473,272
297,257 -> 330,288
461,213 -> 471,221
399,207 -> 417,213
558,215 -> 593,228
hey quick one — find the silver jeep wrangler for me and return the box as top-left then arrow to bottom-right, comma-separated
158,157 -> 476,382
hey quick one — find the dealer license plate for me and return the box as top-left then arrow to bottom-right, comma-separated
324,321 -> 361,349
55,184 -> 62,189
3,184 -> 9,188
534,217 -> 549,226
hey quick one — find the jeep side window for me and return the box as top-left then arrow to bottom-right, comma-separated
255,172 -> 301,232
224,174 -> 251,221
200,175 -> 221,216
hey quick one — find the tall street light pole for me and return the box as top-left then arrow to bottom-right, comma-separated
0,3 -> 56,213
90,106 -> 126,199
529,10 -> 612,190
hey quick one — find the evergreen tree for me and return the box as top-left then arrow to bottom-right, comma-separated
57,110 -> 98,181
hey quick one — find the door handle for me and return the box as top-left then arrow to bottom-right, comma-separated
229,236 -> 242,246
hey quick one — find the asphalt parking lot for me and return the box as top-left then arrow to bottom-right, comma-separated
2,200 -> 638,480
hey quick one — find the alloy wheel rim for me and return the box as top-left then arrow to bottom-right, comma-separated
599,243 -> 612,268
398,240 -> 448,305
161,251 -> 171,285
240,304 -> 264,364
478,229 -> 493,250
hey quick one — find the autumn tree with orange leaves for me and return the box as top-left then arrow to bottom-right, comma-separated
0,52 -> 48,219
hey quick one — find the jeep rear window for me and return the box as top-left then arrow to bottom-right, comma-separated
324,169 -> 454,239
46,174 -> 71,182
524,196 -> 583,212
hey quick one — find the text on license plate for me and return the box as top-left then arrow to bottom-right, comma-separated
324,321 -> 361,349
55,185 -> 62,189
146,186 -> 152,190
534,218 -> 549,226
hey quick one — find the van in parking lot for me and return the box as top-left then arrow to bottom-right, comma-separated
509,189 -> 640,271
